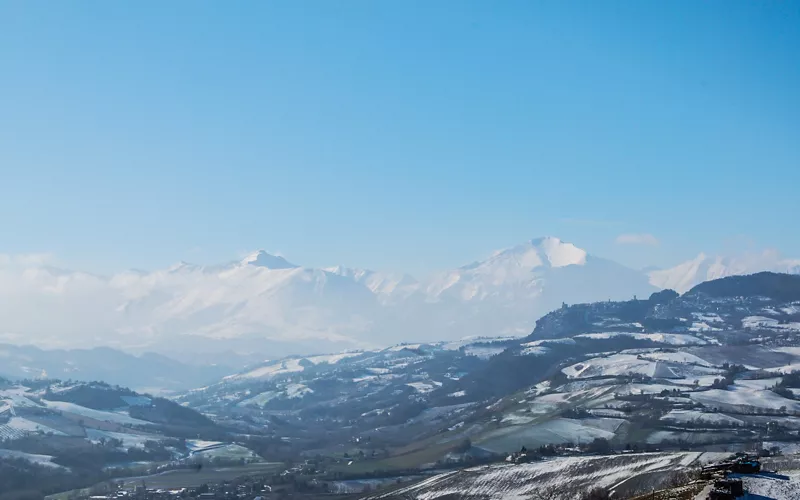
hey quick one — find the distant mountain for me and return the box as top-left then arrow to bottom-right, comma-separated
1,238 -> 797,357
648,251 -> 800,293
0,344 -> 234,393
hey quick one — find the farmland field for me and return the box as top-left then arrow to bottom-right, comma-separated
117,462 -> 284,489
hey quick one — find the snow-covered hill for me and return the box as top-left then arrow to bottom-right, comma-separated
175,273 -> 800,476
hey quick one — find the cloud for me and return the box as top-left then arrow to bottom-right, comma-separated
615,233 -> 660,246
0,253 -> 55,268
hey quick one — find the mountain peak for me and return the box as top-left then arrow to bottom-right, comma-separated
240,250 -> 297,269
529,236 -> 587,267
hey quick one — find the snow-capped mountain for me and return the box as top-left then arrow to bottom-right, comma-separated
0,237 -> 796,357
648,250 -> 800,293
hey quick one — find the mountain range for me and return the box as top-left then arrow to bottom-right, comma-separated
0,237 -> 797,358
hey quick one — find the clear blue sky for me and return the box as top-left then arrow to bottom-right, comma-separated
1,1 -> 798,275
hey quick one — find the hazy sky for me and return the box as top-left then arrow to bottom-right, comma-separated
1,1 -> 798,275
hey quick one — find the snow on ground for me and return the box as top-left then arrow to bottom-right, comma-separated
237,390 -> 279,407
186,440 -> 223,451
407,381 -> 440,394
0,448 -> 65,468
574,332 -> 706,345
42,400 -> 152,426
614,383 -> 690,395
563,354 -> 657,379
646,430 -> 739,445
768,363 -> 800,375
229,359 -> 304,380
477,417 -> 623,452
743,316 -> 800,332
366,452 -> 725,500
735,470 -> 800,500
692,312 -> 724,324
463,345 -> 507,359
690,386 -> 800,412
0,423 -> 26,440
527,392 -> 571,415
589,409 -> 629,418
660,410 -> 744,426
440,336 -> 518,350
228,352 -> 363,380
522,338 -> 576,347
638,351 -> 714,367
386,344 -> 424,352
189,444 -> 260,461
448,390 -> 466,398
523,386 -> 618,416
763,441 -> 800,455
520,346 -> 549,356
689,322 -> 722,332
2,416 -> 66,436
672,375 -> 730,387
743,316 -> 778,329
781,303 -> 800,315
408,404 -> 474,425
285,383 -> 313,398
0,387 -> 42,408
306,352 -> 364,365
501,412 -> 537,425
563,352 -> 720,380
85,429 -> 160,448
735,378 -> 783,391
525,380 -> 551,397
772,346 -> 800,358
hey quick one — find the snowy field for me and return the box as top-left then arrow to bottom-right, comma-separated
189,444 -> 260,461
237,390 -> 279,407
660,409 -> 744,426
42,400 -> 153,426
229,352 -> 364,380
407,381 -> 441,394
186,440 -> 223,451
477,417 -> 625,452
85,429 -> 162,448
734,470 -> 800,500
0,448 -> 64,468
690,386 -> 800,413
561,353 -> 717,380
365,452 -> 727,500
574,332 -> 706,345
0,387 -> 42,408
0,416 -> 67,437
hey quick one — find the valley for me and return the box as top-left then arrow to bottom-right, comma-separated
4,272 -> 800,499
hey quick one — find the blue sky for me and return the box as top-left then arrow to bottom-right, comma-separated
1,1 -> 798,275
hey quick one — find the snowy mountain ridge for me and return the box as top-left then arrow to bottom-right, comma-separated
0,237 -> 797,358
649,249 -> 800,293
